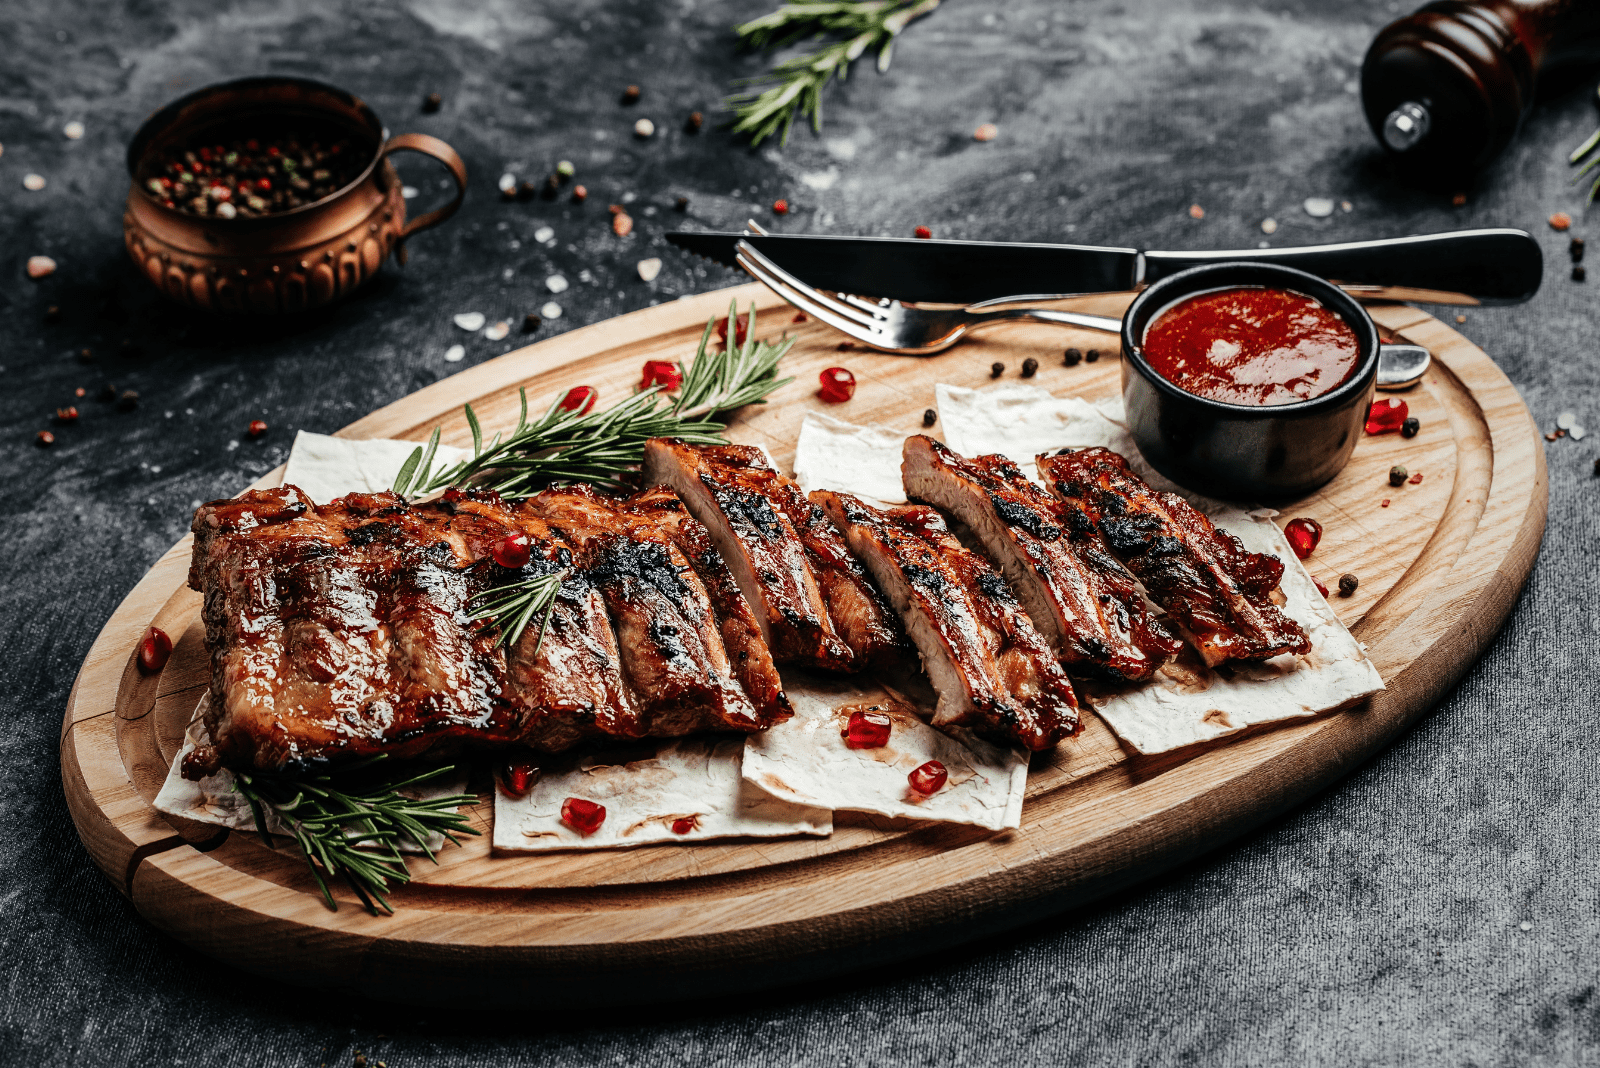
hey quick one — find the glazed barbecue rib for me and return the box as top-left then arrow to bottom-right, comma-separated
185,484 -> 788,777
1036,447 -> 1310,667
642,438 -> 906,673
813,490 -> 1079,751
901,436 -> 1182,683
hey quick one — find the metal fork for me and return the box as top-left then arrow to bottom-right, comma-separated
732,237 -> 1431,388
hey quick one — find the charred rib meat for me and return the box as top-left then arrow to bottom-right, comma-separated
813,490 -> 1080,751
901,435 -> 1181,682
1036,447 -> 1310,666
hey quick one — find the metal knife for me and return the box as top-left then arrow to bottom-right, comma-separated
665,227 -> 1543,306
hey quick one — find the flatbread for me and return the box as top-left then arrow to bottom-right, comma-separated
793,411 -> 909,504
493,737 -> 831,852
280,430 -> 471,504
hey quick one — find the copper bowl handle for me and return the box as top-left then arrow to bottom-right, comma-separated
382,132 -> 467,239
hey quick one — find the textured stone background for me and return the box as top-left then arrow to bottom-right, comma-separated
3,0 -> 1598,1064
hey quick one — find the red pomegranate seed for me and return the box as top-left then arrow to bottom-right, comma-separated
914,226 -> 932,239
256,177 -> 272,191
773,198 -> 789,215
56,406 -> 79,423
908,760 -> 948,796
1312,575 -> 1330,598
247,419 -> 267,437
844,707 -> 892,749
671,816 -> 697,835
1365,397 -> 1408,435
491,530 -> 532,569
1380,498 -> 1391,508
502,761 -> 539,797
137,626 -> 173,675
559,385 -> 598,414
561,797 -> 606,835
715,313 -> 750,346
1283,517 -> 1323,559
792,311 -> 807,323
818,366 -> 856,403
639,359 -> 682,392
1408,472 -> 1424,484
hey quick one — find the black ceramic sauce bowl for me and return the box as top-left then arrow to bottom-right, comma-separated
1120,261 -> 1381,502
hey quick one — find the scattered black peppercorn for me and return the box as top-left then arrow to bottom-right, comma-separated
421,92 -> 442,114
685,111 -> 703,134
542,174 -> 560,199
1021,357 -> 1039,378
518,180 -> 537,201
837,341 -> 855,351
922,408 -> 937,427
44,305 -> 60,324
117,389 -> 139,411
1593,456 -> 1600,476
675,196 -> 689,212
1063,347 -> 1082,367
77,348 -> 94,364
1574,265 -> 1587,283
621,84 -> 641,105
1085,349 -> 1101,363
98,383 -> 117,402
990,362 -> 1004,378
522,313 -> 541,333
1401,416 -> 1420,438
1338,573 -> 1359,597
1571,236 -> 1585,262
1389,464 -> 1408,487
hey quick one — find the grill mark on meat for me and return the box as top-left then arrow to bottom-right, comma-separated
1038,447 -> 1310,667
813,489 -> 1079,751
901,436 -> 1180,683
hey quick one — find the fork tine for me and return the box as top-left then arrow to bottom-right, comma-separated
837,292 -> 891,315
735,246 -> 879,344
733,240 -> 879,328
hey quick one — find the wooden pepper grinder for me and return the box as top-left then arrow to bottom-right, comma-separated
1362,0 -> 1600,173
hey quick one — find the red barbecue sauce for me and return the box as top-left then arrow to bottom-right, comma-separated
1142,287 -> 1360,406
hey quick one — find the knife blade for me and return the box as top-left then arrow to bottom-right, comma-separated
665,228 -> 1542,306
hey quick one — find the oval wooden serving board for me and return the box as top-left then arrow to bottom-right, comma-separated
61,283 -> 1545,1006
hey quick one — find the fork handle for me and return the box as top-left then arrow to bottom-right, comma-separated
974,307 -> 1123,333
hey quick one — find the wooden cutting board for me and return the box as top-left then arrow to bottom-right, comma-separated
60,282 -> 1545,1006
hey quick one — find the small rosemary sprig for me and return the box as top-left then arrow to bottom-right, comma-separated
1568,85 -> 1600,204
233,758 -> 479,916
392,302 -> 793,500
728,0 -> 942,146
467,569 -> 566,651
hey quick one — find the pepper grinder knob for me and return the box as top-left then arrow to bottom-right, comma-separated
1382,101 -> 1432,152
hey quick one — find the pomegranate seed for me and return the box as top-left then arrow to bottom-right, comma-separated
491,529 -> 532,569
559,385 -> 598,414
715,313 -> 749,346
36,430 -> 55,447
1283,517 -> 1323,559
266,145 -> 280,156
75,387 -> 86,398
1312,575 -> 1330,598
1550,212 -> 1572,231
56,406 -> 79,423
137,626 -> 173,674
914,226 -> 932,239
792,312 -> 807,323
1381,498 -> 1391,508
561,797 -> 606,835
908,760 -> 948,796
256,178 -> 272,191
818,366 -> 856,403
671,816 -> 697,835
1365,397 -> 1409,435
1408,472 -> 1424,484
501,761 -> 538,797
843,707 -> 891,749
773,198 -> 789,215
639,359 -> 682,392
245,139 -> 259,151
247,419 -> 268,437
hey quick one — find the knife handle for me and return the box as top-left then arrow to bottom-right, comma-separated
1143,228 -> 1542,305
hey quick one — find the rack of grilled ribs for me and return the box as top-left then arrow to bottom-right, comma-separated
642,438 -> 908,673
184,484 -> 789,778
813,490 -> 1080,751
901,435 -> 1183,683
1036,447 -> 1310,667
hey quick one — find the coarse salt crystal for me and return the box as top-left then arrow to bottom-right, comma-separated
63,121 -> 84,140
973,123 -> 998,142
1304,197 -> 1335,218
1556,411 -> 1576,430
634,118 -> 655,138
444,344 -> 466,362
484,320 -> 510,341
534,225 -> 555,243
402,185 -> 419,199
23,173 -> 45,191
637,257 -> 662,282
1261,218 -> 1278,234
498,172 -> 517,193
453,312 -> 486,331
26,255 -> 57,279
541,302 -> 562,319
1570,425 -> 1587,440
546,275 -> 568,293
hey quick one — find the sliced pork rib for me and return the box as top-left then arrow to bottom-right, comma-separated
642,438 -> 905,673
1036,447 -> 1310,666
813,490 -> 1080,751
901,435 -> 1182,682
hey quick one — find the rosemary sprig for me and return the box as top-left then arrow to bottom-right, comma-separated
1568,85 -> 1600,204
394,302 -> 793,500
468,569 -> 567,651
728,0 -> 942,146
233,758 -> 479,915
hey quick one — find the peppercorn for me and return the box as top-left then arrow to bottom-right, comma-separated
43,305 -> 60,323
685,111 -> 703,133
518,180 -> 537,201
1593,457 -> 1600,476
1571,237 -> 1586,262
421,92 -> 442,113
1338,573 -> 1359,597
990,362 -> 1005,378
922,408 -> 937,427
675,196 -> 689,212
98,383 -> 117,402
117,389 -> 139,411
1063,347 -> 1082,367
1401,416 -> 1420,438
78,348 -> 94,364
837,341 -> 854,351
1085,349 -> 1100,362
1574,265 -> 1587,283
522,312 -> 541,333
36,430 -> 54,447
622,84 -> 641,105
1389,464 -> 1408,487
1020,357 -> 1039,378
542,174 -> 560,199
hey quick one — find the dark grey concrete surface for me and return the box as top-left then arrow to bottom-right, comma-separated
2,0 -> 1597,1064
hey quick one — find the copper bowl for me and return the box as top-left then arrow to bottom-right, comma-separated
122,76 -> 466,315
